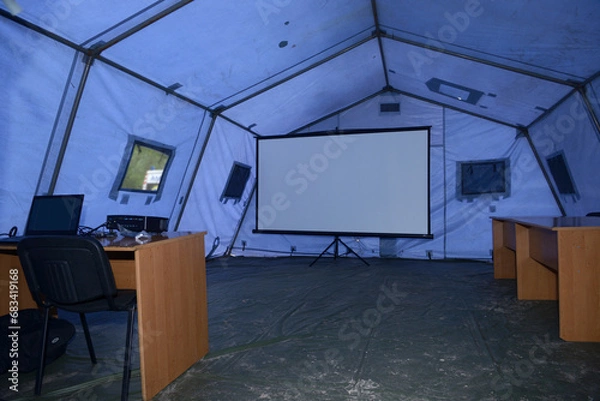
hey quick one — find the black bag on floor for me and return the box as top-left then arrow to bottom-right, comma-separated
0,308 -> 75,373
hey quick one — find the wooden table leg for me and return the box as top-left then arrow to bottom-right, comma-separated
557,230 -> 600,342
492,219 -> 516,279
515,224 -> 557,300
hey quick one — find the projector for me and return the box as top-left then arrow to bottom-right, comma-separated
106,215 -> 169,233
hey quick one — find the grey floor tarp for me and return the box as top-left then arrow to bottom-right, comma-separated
2,257 -> 600,400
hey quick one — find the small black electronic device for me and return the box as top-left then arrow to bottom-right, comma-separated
106,215 -> 169,233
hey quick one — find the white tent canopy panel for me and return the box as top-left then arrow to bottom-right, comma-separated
255,127 -> 431,237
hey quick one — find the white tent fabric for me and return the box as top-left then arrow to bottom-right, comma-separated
1,0 -> 599,259
530,91 -> 600,215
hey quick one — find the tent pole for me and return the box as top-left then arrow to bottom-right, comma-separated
579,87 -> 600,144
380,32 -> 577,89
371,0 -> 391,88
43,54 -> 93,195
222,34 -> 374,111
521,129 -> 566,216
442,108 -> 448,259
172,113 -> 218,231
225,183 -> 256,257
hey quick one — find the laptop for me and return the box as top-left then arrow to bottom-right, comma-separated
0,194 -> 84,243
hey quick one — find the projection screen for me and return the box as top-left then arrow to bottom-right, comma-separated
255,127 -> 431,238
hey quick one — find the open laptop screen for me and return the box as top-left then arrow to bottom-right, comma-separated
25,194 -> 84,235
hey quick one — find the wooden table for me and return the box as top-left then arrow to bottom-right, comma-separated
492,217 -> 600,342
1,232 -> 209,400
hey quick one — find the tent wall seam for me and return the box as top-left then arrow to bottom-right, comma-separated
221,34 -> 375,112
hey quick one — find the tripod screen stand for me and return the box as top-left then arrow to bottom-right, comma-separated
310,236 -> 369,266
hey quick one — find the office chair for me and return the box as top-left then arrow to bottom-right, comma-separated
17,236 -> 137,401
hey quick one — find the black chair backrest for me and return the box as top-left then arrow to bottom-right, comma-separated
17,236 -> 118,308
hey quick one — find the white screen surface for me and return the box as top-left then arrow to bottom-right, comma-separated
256,127 -> 431,237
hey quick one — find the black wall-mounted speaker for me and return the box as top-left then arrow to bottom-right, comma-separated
546,152 -> 577,195
220,161 -> 252,204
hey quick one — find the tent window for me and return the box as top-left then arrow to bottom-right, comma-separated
112,138 -> 174,199
456,159 -> 510,200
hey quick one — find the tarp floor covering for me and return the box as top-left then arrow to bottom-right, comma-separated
2,257 -> 599,400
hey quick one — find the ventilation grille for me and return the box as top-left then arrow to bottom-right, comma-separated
379,102 -> 400,114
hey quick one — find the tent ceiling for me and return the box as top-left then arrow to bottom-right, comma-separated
378,0 -> 600,82
3,0 -> 599,134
